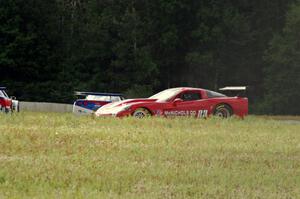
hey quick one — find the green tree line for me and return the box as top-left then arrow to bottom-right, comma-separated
0,0 -> 299,114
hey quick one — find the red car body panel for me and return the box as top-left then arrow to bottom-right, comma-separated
0,88 -> 12,112
0,98 -> 12,108
95,87 -> 248,118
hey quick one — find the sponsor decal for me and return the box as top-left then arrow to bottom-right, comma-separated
163,110 -> 208,118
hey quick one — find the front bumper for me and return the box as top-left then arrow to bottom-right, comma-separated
95,110 -> 132,117
0,106 -> 11,113
95,113 -> 117,117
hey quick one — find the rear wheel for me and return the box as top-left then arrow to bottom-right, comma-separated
132,108 -> 151,118
213,104 -> 232,118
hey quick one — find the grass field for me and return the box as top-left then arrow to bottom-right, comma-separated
0,113 -> 299,198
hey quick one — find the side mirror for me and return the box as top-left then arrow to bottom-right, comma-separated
11,96 -> 16,100
173,98 -> 183,106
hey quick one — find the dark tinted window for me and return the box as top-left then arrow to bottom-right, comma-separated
180,92 -> 201,101
206,90 -> 226,98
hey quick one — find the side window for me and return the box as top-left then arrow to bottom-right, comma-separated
110,96 -> 121,102
86,95 -> 110,101
207,90 -> 225,98
180,92 -> 201,101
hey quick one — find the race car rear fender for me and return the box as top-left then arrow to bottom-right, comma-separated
228,98 -> 248,117
209,98 -> 248,117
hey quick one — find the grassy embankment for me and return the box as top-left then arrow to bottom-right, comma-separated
0,112 -> 299,198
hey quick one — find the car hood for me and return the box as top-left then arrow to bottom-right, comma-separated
102,98 -> 156,109
95,98 -> 157,115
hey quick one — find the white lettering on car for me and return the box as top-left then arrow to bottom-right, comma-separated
163,110 -> 208,117
155,110 -> 163,116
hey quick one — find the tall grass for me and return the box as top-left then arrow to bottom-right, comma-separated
0,112 -> 299,198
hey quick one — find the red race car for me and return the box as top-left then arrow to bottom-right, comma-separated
95,87 -> 248,118
0,87 -> 13,113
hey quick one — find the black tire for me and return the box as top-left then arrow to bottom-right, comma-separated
132,108 -> 151,118
11,104 -> 14,113
213,104 -> 232,118
5,108 -> 10,114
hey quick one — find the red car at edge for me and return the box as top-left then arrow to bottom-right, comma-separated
95,87 -> 248,118
0,87 -> 13,113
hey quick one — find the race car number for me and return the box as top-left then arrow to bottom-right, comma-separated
197,110 -> 208,118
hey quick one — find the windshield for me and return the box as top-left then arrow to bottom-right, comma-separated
0,90 -> 8,98
149,88 -> 182,102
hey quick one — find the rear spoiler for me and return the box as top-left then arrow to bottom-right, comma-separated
219,86 -> 247,91
74,91 -> 124,97
219,86 -> 248,97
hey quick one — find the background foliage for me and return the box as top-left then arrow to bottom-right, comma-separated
0,0 -> 299,114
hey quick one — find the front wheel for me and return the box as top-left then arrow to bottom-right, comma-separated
213,104 -> 232,118
132,108 -> 151,118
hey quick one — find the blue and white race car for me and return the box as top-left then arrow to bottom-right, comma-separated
73,92 -> 125,115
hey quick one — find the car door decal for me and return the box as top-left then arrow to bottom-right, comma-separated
162,110 -> 208,117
